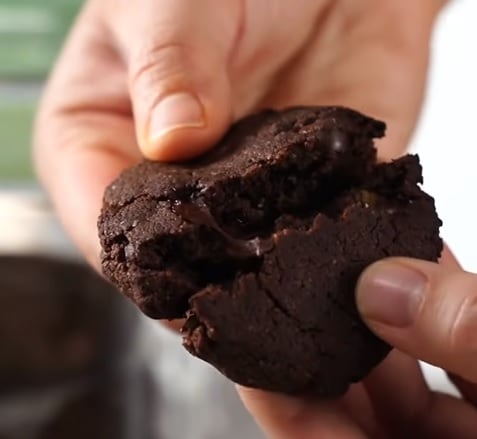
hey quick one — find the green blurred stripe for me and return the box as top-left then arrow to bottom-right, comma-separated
0,0 -> 81,180
0,102 -> 37,179
0,0 -> 80,79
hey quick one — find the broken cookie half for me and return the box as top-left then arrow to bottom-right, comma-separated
99,106 -> 442,397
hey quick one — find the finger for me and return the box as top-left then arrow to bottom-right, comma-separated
356,257 -> 477,383
438,247 -> 477,404
108,0 -> 242,161
365,350 -> 477,439
42,147 -> 136,269
439,244 -> 460,268
364,350 -> 430,432
448,373 -> 477,406
262,1 -> 444,160
338,383 -> 381,436
34,1 -> 140,268
238,387 -> 367,439
417,393 -> 477,439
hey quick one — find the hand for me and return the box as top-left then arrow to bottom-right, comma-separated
34,1 -> 459,437
34,0 -> 442,267
240,248 -> 477,438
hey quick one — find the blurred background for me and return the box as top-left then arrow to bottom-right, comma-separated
0,0 -> 475,438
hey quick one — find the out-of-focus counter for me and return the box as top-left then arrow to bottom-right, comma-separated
0,187 -> 262,439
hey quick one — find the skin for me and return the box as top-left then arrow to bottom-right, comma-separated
34,0 -> 477,437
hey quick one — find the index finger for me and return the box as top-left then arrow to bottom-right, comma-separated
238,386 -> 369,439
34,1 -> 140,267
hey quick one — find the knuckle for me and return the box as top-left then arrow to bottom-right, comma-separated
128,41 -> 193,96
448,281 -> 477,373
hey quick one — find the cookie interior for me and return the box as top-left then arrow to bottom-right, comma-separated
105,152 -> 427,320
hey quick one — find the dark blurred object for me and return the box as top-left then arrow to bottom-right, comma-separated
0,189 -> 263,439
0,255 -> 158,439
40,369 -> 158,439
40,386 -> 125,439
0,256 -> 135,391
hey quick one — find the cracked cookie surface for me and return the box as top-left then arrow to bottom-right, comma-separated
99,106 -> 442,397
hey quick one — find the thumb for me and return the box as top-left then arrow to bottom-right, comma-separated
111,0 -> 240,161
356,257 -> 477,382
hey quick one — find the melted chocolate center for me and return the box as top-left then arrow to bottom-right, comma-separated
173,201 -> 273,258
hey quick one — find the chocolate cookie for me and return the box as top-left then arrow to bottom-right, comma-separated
99,106 -> 442,397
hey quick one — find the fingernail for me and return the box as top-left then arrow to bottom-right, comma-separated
357,262 -> 427,327
149,92 -> 205,141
